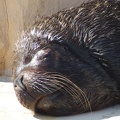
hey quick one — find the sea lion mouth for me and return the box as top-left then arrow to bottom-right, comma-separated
14,75 -> 36,110
14,78 -> 63,114
14,72 -> 91,115
34,90 -> 61,115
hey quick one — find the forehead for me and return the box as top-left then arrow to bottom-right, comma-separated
15,7 -> 79,59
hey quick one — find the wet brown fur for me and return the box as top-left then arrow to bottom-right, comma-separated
13,0 -> 120,116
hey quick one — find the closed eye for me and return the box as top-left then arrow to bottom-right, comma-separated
49,40 -> 71,51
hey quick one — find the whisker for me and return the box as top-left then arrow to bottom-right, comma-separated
47,72 -> 92,112
33,72 -> 92,111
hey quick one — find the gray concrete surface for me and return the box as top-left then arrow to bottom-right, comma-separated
0,76 -> 120,120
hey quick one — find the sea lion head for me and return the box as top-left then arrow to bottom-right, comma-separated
12,0 -> 120,116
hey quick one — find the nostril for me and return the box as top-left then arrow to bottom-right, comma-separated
14,75 -> 27,91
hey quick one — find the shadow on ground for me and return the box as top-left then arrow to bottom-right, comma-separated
0,76 -> 11,82
33,105 -> 120,120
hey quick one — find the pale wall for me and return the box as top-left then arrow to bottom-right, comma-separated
0,0 -> 9,75
0,0 -> 87,76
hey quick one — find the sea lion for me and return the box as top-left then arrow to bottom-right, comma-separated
12,0 -> 120,116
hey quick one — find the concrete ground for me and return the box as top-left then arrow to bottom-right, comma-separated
0,76 -> 120,120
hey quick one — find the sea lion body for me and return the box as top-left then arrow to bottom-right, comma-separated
13,0 -> 120,116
